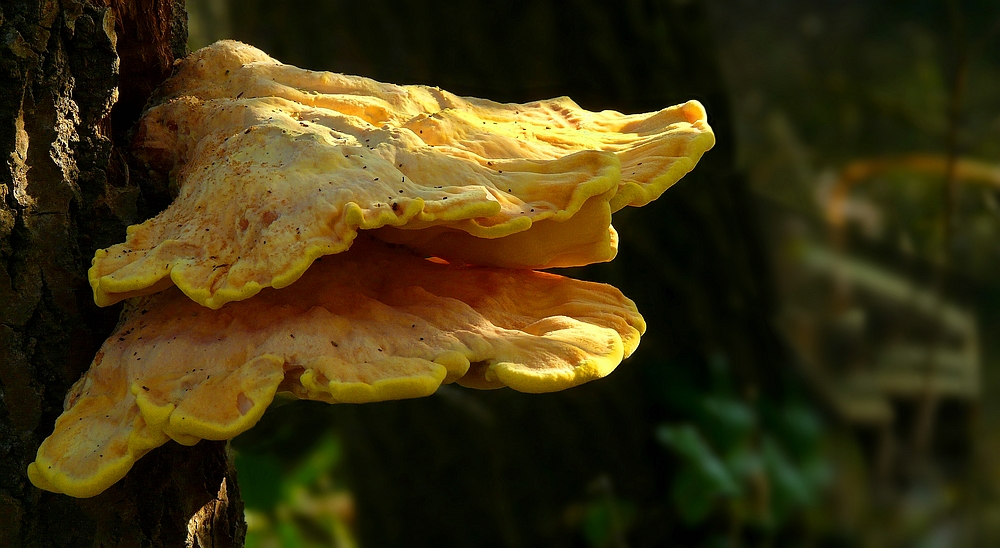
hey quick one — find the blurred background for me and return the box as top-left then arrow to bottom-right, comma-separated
183,1 -> 1000,546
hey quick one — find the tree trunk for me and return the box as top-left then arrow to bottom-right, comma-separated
0,1 -> 246,546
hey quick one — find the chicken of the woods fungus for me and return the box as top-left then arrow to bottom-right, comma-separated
28,40 -> 715,498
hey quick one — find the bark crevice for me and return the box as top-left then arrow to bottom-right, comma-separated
1,2 -> 245,546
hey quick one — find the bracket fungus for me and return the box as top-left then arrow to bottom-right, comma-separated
30,40 -> 715,498
92,40 -> 714,309
29,237 -> 644,497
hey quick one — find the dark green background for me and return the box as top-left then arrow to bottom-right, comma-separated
185,1 -> 1000,546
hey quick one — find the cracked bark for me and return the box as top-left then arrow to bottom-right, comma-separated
0,1 -> 245,546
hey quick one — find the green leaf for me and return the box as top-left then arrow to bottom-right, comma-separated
235,452 -> 285,510
780,404 -> 824,458
672,466 -> 719,524
699,397 -> 756,453
761,436 -> 812,524
657,425 -> 740,495
725,447 -> 763,481
582,497 -> 636,547
277,519 -> 308,548
288,434 -> 342,489
658,424 -> 742,524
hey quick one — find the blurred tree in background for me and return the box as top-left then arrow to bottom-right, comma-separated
709,2 -> 1000,546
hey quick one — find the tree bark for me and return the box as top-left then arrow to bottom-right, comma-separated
0,1 -> 246,546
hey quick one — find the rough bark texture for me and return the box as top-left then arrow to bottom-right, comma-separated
0,1 -> 246,546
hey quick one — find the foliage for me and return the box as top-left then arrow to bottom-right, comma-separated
652,354 -> 831,542
234,409 -> 356,548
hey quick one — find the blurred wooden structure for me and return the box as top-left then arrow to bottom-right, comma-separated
775,155 -> 988,488
782,243 -> 979,425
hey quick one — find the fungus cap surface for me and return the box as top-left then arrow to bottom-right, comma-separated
90,40 -> 713,309
31,237 -> 645,498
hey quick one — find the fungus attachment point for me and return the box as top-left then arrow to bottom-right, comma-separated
31,237 -> 644,498
90,40 -> 713,309
33,40 -> 714,499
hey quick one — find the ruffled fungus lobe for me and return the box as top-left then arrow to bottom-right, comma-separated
29,40 -> 714,498
29,238 -> 644,498
90,40 -> 714,309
